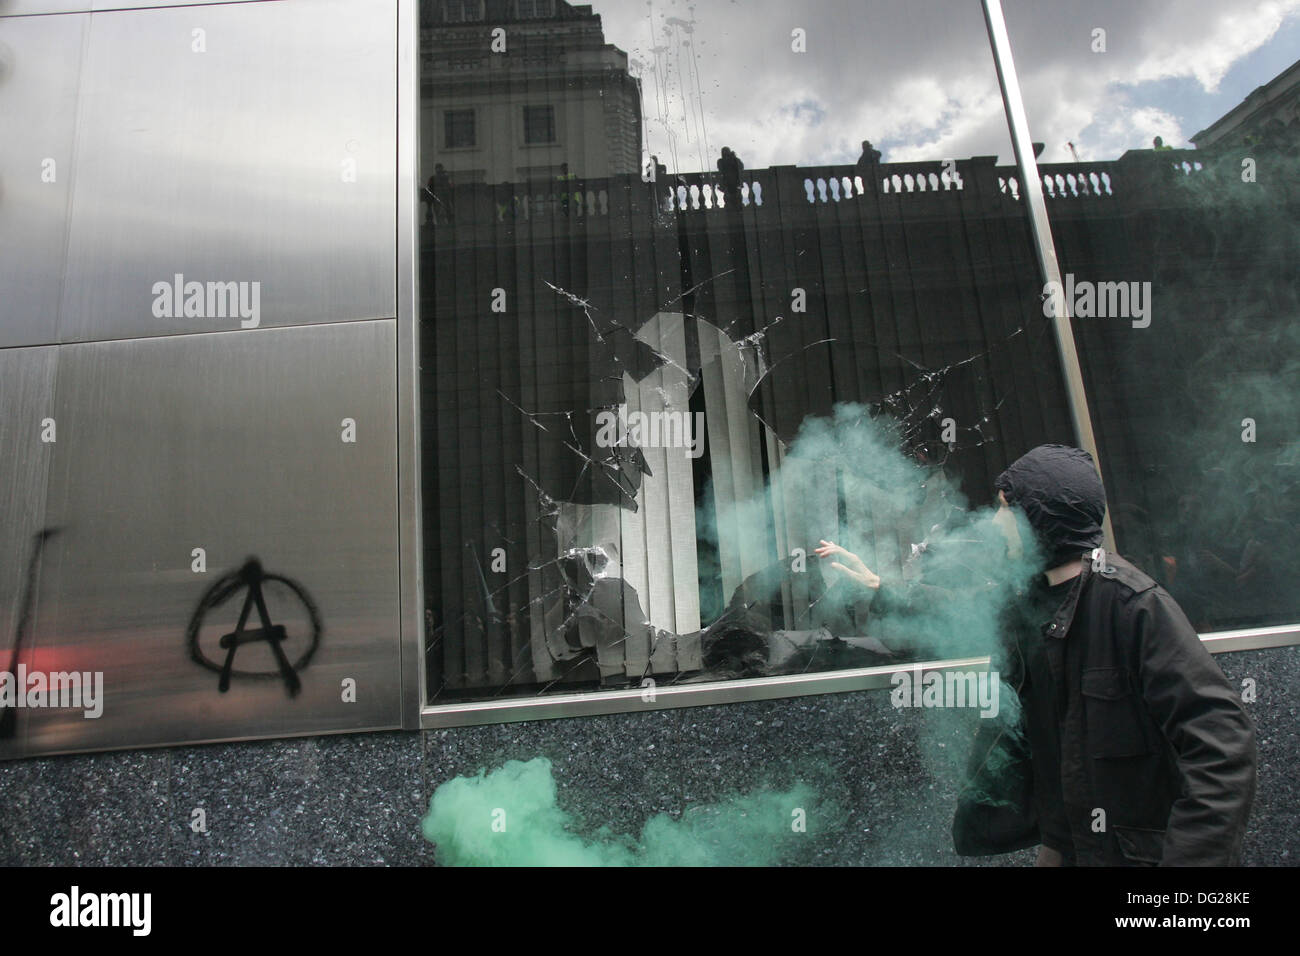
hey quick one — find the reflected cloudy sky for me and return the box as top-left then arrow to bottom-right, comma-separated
595,0 -> 1300,171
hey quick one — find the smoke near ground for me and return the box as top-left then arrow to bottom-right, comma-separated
421,756 -> 833,866
416,406 -> 1054,867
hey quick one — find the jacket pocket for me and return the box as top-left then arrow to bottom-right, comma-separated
951,717 -> 1040,856
1082,667 -> 1152,758
1113,825 -> 1166,865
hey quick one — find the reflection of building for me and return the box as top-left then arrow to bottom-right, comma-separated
1192,57 -> 1300,152
420,0 -> 642,185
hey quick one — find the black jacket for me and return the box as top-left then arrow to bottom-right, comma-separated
954,446 -> 1257,865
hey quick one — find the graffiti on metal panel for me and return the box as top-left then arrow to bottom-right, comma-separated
185,558 -> 321,697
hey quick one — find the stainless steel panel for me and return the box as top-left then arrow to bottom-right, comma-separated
0,347 -> 58,754
395,0 -> 423,729
0,14 -> 86,347
59,0 -> 395,343
93,0 -> 266,8
0,0 -> 265,15
2,320 -> 400,758
0,1 -> 88,15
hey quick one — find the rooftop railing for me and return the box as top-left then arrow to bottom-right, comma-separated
419,147 -> 1258,233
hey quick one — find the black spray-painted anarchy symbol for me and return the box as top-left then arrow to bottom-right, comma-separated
186,558 -> 321,697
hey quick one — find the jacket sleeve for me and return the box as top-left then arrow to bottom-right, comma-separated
1133,587 -> 1257,865
870,579 -> 959,616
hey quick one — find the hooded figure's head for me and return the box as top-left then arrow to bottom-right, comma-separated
994,444 -> 1107,569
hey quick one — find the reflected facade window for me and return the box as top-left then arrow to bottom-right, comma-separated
515,0 -> 557,19
523,104 -> 557,145
444,108 -> 476,149
442,0 -> 485,24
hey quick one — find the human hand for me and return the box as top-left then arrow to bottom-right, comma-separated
814,539 -> 881,590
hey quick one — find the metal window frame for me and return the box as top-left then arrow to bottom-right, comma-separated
419,625 -> 1300,729
398,0 -> 426,729
403,0 -> 1300,731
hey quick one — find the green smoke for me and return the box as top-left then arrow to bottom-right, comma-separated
698,400 -> 1046,661
1088,147 -> 1300,630
421,756 -> 829,866
692,400 -> 1049,856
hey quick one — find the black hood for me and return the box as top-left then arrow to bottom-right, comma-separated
994,444 -> 1107,568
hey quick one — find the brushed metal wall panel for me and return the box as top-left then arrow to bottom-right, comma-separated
395,0 -> 423,728
93,0 -> 266,8
2,321 -> 400,757
0,0 -> 265,15
0,1 -> 87,15
59,0 -> 395,342
0,14 -> 86,347
0,348 -> 58,753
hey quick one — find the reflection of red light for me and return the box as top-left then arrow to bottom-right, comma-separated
18,643 -> 124,674
21,647 -> 84,673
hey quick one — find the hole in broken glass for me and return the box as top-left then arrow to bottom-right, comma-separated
426,273 -> 1039,701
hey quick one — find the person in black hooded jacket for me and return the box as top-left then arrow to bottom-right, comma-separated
819,444 -> 1257,865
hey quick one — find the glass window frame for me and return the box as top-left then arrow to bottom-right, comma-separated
399,0 -> 1300,730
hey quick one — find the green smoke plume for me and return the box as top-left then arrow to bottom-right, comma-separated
421,756 -> 829,866
698,400 -> 1046,661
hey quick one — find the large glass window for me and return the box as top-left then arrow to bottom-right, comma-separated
417,0 -> 1298,708
1004,0 -> 1300,631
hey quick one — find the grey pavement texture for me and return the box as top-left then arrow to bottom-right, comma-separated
0,645 -> 1294,866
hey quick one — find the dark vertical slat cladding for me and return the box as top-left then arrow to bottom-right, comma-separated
830,170 -> 868,409
962,159 -> 1023,493
1012,175 -> 1075,447
876,172 -> 909,418
762,169 -> 814,441
484,195 -> 511,688
457,214 -> 483,690
752,169 -> 798,437
942,163 -> 993,494
855,166 -> 894,429
790,172 -> 832,434
497,212 -> 530,688
795,169 -> 837,430
418,233 -> 442,697
432,221 -> 453,694
433,224 -> 461,691
987,165 -> 1063,452
512,197 -> 549,687
421,145 -> 1227,699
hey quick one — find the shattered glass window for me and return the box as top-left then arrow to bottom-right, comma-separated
417,0 -> 1297,707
